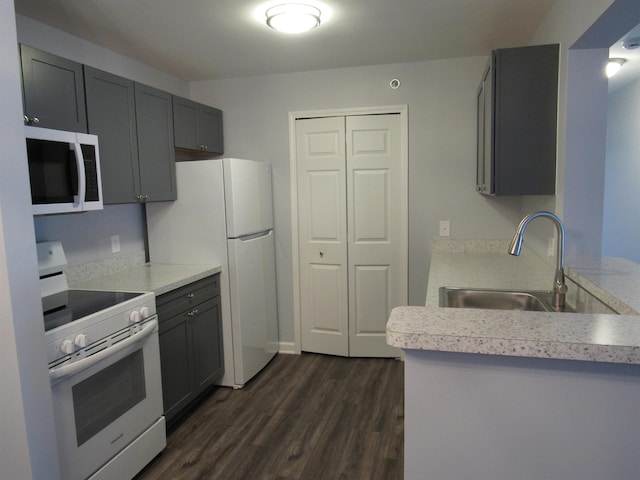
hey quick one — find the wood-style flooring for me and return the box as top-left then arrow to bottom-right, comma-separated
136,352 -> 404,480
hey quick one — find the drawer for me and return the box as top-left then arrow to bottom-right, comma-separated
157,274 -> 220,321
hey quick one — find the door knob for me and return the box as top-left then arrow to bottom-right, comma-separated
319,251 -> 324,258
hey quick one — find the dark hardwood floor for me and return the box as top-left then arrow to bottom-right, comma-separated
136,352 -> 404,480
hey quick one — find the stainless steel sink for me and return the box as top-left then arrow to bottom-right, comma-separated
439,287 -> 574,312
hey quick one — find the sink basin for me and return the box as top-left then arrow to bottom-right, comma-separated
439,287 -> 560,312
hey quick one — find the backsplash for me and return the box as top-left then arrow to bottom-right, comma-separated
565,277 -> 618,314
67,251 -> 145,285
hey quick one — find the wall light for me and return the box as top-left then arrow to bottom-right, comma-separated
606,58 -> 626,78
266,4 -> 321,33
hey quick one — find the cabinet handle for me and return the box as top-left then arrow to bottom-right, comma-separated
23,115 -> 40,125
23,115 -> 29,124
187,309 -> 199,317
32,116 -> 40,125
187,293 -> 195,299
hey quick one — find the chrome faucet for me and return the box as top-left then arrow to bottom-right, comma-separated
508,211 -> 568,309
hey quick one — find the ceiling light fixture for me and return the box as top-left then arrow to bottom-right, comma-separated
606,58 -> 626,78
266,3 -> 321,34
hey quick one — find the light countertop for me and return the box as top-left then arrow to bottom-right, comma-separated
71,263 -> 221,296
387,239 -> 640,364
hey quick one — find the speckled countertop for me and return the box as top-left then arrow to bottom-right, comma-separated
71,263 -> 221,296
387,239 -> 640,364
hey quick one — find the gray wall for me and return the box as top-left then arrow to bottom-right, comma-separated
0,0 -> 626,475
189,60 -> 544,344
0,3 -> 59,478
13,2 -> 624,349
603,77 -> 640,263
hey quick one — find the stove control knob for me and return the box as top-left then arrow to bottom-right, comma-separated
60,339 -> 75,354
129,310 -> 141,324
139,306 -> 150,319
74,334 -> 88,348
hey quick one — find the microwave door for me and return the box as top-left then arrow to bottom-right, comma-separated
77,133 -> 103,212
26,127 -> 102,215
29,138 -> 83,215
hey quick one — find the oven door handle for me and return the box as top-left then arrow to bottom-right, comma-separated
49,318 -> 158,382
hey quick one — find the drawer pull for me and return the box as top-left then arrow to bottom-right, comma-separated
187,293 -> 195,299
187,309 -> 199,317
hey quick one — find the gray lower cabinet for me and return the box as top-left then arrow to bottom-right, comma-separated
84,66 -> 177,203
476,43 -> 559,196
173,95 -> 224,155
157,274 -> 223,425
20,44 -> 87,132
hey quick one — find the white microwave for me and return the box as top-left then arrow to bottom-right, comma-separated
25,126 -> 103,215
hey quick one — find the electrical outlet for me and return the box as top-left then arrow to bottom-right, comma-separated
111,235 -> 121,254
439,220 -> 450,237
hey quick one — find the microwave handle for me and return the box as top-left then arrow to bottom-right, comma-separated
69,140 -> 86,205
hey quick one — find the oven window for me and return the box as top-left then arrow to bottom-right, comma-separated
72,349 -> 146,446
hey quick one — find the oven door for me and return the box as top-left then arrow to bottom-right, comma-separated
50,318 -> 163,480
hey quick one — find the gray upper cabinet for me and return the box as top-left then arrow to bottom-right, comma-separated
85,69 -> 176,203
135,83 -> 177,202
84,67 -> 140,204
173,95 -> 224,155
20,44 -> 87,132
476,43 -> 559,196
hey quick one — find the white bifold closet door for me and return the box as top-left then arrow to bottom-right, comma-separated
296,114 -> 404,357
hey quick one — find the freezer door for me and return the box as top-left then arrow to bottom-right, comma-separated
227,230 -> 279,385
223,158 -> 274,237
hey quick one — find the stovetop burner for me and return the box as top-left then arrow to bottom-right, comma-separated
43,289 -> 143,332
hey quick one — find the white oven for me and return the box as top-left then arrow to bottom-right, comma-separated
40,242 -> 166,480
49,313 -> 164,480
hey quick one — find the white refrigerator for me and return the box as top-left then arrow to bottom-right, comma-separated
146,158 -> 279,388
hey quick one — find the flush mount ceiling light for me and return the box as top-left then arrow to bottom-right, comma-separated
606,58 -> 626,78
266,3 -> 321,34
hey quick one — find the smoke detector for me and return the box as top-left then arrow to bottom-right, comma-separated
622,37 -> 640,50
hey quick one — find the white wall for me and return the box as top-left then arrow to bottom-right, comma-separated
529,0 -> 640,262
603,77 -> 640,263
0,2 -> 60,479
189,60 -> 535,344
16,15 -> 190,267
189,0 -> 630,346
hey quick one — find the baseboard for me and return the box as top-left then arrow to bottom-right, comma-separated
278,341 -> 297,354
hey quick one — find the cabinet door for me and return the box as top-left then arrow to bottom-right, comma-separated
197,105 -> 224,154
159,313 -> 193,423
492,44 -> 558,195
134,83 -> 177,202
476,60 -> 493,194
172,96 -> 199,150
173,95 -> 224,154
20,44 -> 87,132
190,296 -> 223,394
84,67 -> 141,203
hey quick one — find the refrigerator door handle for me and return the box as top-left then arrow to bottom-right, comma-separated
235,230 -> 273,241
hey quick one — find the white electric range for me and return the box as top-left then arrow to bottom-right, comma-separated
38,241 -> 165,480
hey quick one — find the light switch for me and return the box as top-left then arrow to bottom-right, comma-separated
439,220 -> 450,237
111,235 -> 121,253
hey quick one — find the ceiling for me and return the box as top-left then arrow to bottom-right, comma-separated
14,0 -> 557,81
609,21 -> 640,92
